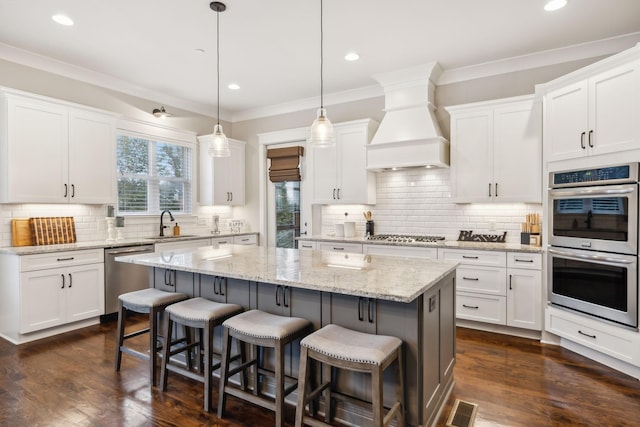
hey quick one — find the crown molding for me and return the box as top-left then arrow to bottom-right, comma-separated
0,42 -> 231,120
438,32 -> 640,85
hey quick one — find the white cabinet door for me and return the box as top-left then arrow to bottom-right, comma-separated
506,268 -> 542,330
335,123 -> 375,204
544,81 -> 589,162
4,97 -> 69,203
310,143 -> 338,204
450,109 -> 493,203
589,61 -> 640,157
310,119 -> 377,205
544,60 -> 640,162
20,268 -> 67,333
493,101 -> 542,203
449,96 -> 541,203
317,242 -> 363,253
68,109 -> 116,204
66,263 -> 105,322
199,137 -> 246,206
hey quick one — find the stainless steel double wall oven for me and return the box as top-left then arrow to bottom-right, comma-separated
548,163 -> 639,329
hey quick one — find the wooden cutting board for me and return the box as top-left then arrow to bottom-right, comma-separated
30,217 -> 77,245
11,218 -> 34,247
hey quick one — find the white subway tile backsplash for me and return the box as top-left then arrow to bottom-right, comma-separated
321,168 -> 542,244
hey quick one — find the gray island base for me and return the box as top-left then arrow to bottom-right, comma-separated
117,245 -> 459,427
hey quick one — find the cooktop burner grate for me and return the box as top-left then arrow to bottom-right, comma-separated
367,234 -> 446,243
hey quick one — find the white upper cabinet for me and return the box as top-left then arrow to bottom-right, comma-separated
198,136 -> 246,206
310,119 -> 378,205
543,52 -> 640,163
447,95 -> 542,203
0,89 -> 117,204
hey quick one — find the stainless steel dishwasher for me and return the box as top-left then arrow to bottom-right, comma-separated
103,244 -> 155,320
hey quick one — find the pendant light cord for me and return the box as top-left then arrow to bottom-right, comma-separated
320,0 -> 324,110
216,9 -> 221,127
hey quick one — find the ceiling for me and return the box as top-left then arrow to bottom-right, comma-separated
1,0 -> 639,121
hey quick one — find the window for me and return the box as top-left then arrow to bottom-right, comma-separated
275,181 -> 301,248
116,134 -> 192,215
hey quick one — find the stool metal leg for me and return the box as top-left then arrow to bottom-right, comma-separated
114,303 -> 126,371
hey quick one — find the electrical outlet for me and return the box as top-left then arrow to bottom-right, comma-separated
488,221 -> 496,231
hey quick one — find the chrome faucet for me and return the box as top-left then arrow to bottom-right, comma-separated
159,209 -> 175,237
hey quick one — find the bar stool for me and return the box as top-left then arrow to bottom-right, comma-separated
114,288 -> 188,386
295,324 -> 405,427
217,309 -> 313,427
159,297 -> 243,412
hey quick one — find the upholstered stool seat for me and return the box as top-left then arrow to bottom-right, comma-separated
295,324 -> 405,427
114,288 -> 188,386
159,297 -> 243,412
218,309 -> 313,427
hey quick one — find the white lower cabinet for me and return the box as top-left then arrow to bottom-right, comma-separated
363,244 -> 438,259
440,249 -> 542,331
154,237 -> 211,252
15,249 -> 105,335
317,242 -> 363,253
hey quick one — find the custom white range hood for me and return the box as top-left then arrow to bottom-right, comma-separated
366,62 -> 450,170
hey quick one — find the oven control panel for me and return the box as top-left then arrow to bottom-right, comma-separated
551,164 -> 638,187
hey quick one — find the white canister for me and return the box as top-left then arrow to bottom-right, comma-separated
335,223 -> 344,237
343,221 -> 356,237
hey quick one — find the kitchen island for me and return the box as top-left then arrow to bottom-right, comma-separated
117,245 -> 459,427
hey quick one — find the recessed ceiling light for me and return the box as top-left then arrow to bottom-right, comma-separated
228,83 -> 240,90
52,14 -> 74,26
544,0 -> 567,11
344,52 -> 360,61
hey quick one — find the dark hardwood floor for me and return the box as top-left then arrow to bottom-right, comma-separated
1,319 -> 639,426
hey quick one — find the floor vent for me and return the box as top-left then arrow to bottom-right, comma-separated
446,399 -> 478,427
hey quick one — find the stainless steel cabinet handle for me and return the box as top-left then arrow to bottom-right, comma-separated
548,248 -> 635,264
550,186 -> 634,198
463,304 -> 479,309
580,131 -> 586,149
578,330 -> 596,339
588,130 -> 594,148
61,274 -> 65,289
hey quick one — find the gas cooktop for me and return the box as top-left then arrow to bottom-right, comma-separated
366,234 -> 446,243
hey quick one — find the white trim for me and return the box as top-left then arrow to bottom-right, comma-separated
117,118 -> 197,144
257,127 -> 309,145
3,33 -> 639,122
438,32 -> 640,85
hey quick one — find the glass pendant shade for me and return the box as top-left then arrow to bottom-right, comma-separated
309,107 -> 334,146
208,124 -> 230,157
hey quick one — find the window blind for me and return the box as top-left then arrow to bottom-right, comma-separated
267,146 -> 304,182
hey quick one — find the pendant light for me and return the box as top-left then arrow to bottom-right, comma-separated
309,0 -> 334,146
208,1 -> 230,157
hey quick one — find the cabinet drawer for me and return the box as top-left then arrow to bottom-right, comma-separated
363,244 -> 438,259
440,249 -> 506,267
20,249 -> 104,272
318,242 -> 363,254
298,241 -> 316,250
457,266 -> 506,295
507,252 -> 541,270
233,234 -> 257,245
546,307 -> 640,365
457,292 -> 506,324
212,237 -> 232,245
155,238 -> 211,251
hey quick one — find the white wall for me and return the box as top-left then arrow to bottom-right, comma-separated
321,168 -> 542,244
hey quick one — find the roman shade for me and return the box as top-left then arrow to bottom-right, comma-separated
266,146 -> 304,182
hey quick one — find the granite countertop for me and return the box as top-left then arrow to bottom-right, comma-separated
0,232 -> 258,256
116,245 -> 459,303
298,235 -> 543,253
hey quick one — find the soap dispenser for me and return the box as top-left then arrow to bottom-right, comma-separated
173,223 -> 180,236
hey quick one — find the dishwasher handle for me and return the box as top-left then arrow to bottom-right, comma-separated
107,246 -> 154,255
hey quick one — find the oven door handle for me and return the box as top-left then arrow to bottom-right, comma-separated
548,248 -> 635,264
549,187 -> 635,198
